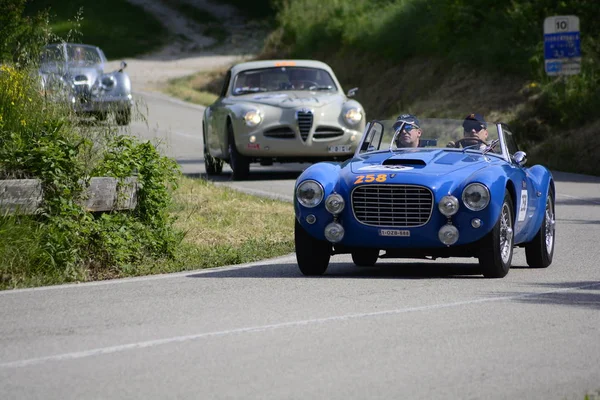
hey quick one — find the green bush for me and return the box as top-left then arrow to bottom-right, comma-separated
0,5 -> 183,289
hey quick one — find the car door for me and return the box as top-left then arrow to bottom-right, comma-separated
499,124 -> 536,242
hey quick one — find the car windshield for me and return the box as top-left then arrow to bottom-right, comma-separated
356,118 -> 503,156
232,66 -> 337,95
66,44 -> 102,66
40,44 -> 104,68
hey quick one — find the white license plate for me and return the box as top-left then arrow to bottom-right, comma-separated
328,145 -> 351,153
379,229 -> 410,237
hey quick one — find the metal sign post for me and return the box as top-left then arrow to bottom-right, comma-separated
544,15 -> 581,76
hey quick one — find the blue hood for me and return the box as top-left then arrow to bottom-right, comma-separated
349,149 -> 492,176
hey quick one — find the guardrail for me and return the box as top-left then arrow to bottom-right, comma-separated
0,177 -> 138,215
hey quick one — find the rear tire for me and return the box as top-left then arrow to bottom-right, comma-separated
203,123 -> 223,175
351,249 -> 379,267
525,189 -> 555,268
479,191 -> 514,278
227,122 -> 249,180
295,219 -> 331,276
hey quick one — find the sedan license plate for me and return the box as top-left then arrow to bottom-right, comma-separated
379,229 -> 410,237
328,145 -> 351,153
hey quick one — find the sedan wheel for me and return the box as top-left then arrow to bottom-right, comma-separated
227,122 -> 249,180
295,219 -> 331,276
479,191 -> 514,278
351,249 -> 379,267
525,189 -> 555,268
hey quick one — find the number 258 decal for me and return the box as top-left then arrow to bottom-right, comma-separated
354,174 -> 387,184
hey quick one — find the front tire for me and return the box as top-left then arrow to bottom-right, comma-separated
351,249 -> 379,267
227,122 -> 249,180
525,189 -> 555,268
115,108 -> 131,126
203,123 -> 223,175
295,219 -> 331,276
479,191 -> 514,278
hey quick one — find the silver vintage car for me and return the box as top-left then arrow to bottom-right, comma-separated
202,60 -> 366,180
39,43 -> 133,125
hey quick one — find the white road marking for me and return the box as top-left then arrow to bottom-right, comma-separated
2,282 -> 599,369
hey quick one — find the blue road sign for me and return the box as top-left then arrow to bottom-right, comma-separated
544,32 -> 581,60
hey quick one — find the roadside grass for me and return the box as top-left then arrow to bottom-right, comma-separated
24,0 -> 169,59
163,66 -> 229,106
1,177 -> 295,290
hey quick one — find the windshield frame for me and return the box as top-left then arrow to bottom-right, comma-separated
355,118 -> 509,160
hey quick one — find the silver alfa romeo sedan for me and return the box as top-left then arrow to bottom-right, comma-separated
202,60 -> 366,180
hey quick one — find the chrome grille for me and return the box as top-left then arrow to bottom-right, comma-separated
314,126 -> 344,139
296,110 -> 313,141
264,127 -> 295,139
352,184 -> 433,227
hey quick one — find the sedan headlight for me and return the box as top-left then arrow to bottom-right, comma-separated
344,108 -> 363,125
462,183 -> 490,211
296,180 -> 324,208
244,110 -> 262,127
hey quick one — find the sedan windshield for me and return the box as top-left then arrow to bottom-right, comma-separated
232,67 -> 337,95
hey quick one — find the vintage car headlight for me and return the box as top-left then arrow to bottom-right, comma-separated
296,180 -> 324,208
244,110 -> 262,127
438,195 -> 459,216
325,193 -> 345,215
462,183 -> 490,211
344,108 -> 363,125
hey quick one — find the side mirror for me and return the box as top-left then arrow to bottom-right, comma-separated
347,87 -> 359,97
512,151 -> 527,167
118,61 -> 127,72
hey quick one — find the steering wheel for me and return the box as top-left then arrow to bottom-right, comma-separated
291,80 -> 319,89
448,138 -> 487,149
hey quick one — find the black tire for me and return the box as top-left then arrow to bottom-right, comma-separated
203,123 -> 223,175
115,109 -> 131,126
95,112 -> 107,121
295,219 -> 331,276
227,122 -> 249,180
525,189 -> 555,268
351,249 -> 379,267
478,191 -> 514,278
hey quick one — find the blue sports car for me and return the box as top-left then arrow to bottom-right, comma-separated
293,116 -> 555,278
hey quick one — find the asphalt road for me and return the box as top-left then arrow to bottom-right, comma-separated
1,91 -> 599,400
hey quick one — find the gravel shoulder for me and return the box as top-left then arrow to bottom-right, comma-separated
107,0 -> 268,91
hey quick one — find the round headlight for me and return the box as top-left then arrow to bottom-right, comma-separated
244,110 -> 262,127
462,183 -> 490,211
325,193 -> 345,215
438,224 -> 459,245
324,222 -> 345,243
344,108 -> 363,125
438,195 -> 459,216
296,180 -> 324,208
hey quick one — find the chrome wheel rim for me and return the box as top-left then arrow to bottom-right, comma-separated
499,202 -> 513,264
544,196 -> 555,254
